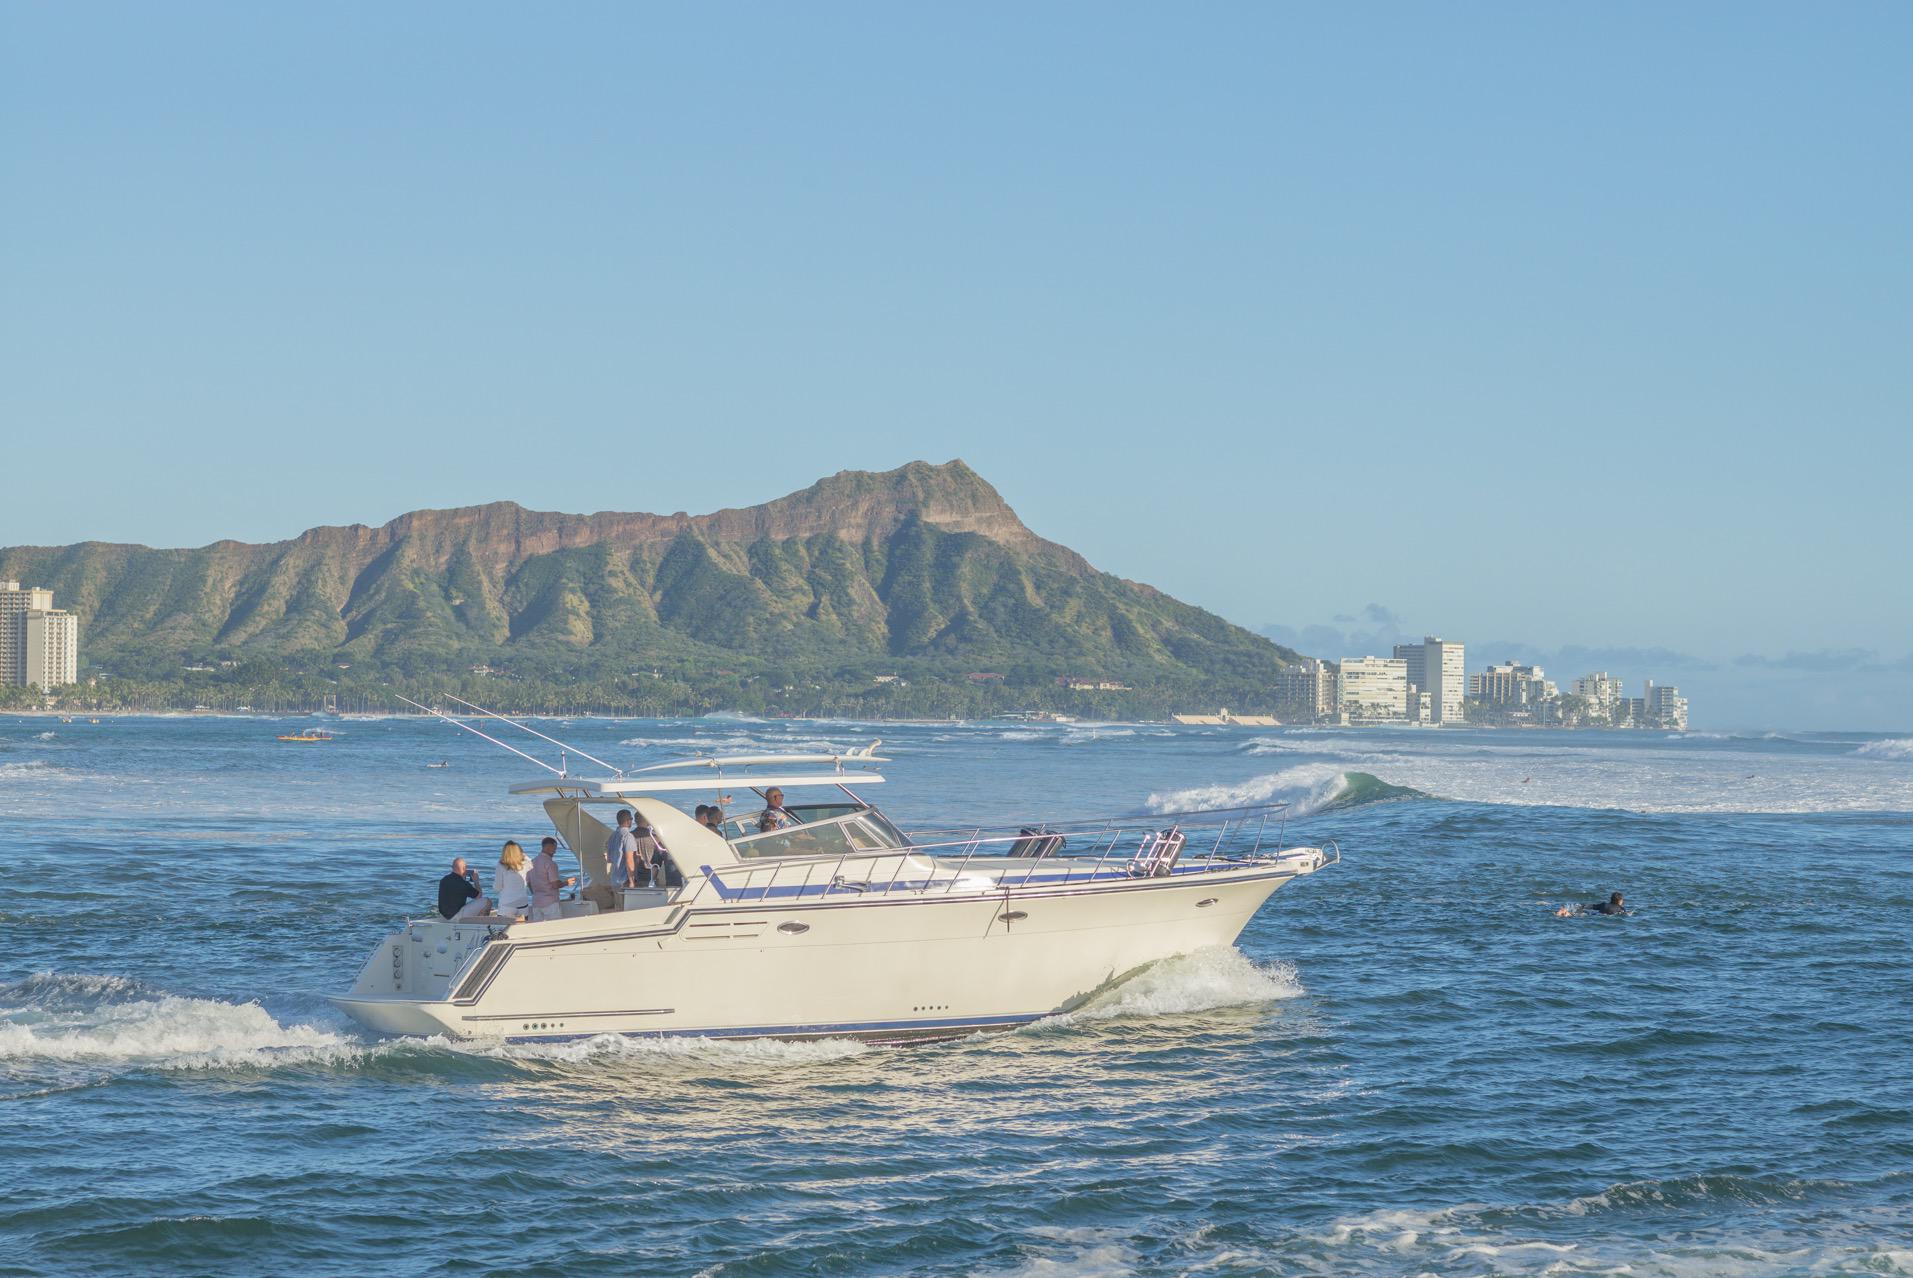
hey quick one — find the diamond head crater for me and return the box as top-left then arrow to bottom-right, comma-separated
0,461 -> 1301,717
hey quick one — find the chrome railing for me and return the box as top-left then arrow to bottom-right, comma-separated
692,802 -> 1320,901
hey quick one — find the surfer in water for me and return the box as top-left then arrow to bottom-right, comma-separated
1556,891 -> 1626,917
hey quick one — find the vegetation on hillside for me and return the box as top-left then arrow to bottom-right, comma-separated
0,462 -> 1300,716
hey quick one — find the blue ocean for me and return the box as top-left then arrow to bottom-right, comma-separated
3,715 -> 1910,1275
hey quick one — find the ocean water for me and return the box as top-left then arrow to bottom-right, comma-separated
2,716 -> 1910,1276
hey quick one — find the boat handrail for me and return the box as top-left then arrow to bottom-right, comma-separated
901,799 -> 1292,839
691,804 -> 1327,900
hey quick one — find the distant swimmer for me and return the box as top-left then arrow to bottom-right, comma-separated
1556,891 -> 1626,917
1522,776 -> 1532,784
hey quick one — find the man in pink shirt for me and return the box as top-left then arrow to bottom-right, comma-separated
527,837 -> 575,922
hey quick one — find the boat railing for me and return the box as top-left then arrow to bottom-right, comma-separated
693,803 -> 1317,900
901,800 -> 1293,844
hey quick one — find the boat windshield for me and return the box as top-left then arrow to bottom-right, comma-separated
729,807 -> 913,859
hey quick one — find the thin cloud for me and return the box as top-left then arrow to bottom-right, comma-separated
1734,648 -> 1898,673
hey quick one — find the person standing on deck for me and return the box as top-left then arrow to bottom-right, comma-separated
527,836 -> 574,922
630,817 -> 660,888
606,809 -> 641,888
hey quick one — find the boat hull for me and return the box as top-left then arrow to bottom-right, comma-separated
331,861 -> 1305,1043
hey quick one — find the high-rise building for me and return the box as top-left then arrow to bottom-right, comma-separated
1,581 -> 79,691
1645,681 -> 1689,732
1469,661 -> 1557,707
1275,658 -> 1339,723
1393,636 -> 1466,724
1339,656 -> 1408,723
25,609 -> 79,690
1571,672 -> 1624,719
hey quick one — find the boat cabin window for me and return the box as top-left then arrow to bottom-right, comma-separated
734,819 -> 855,861
783,802 -> 861,824
843,819 -> 886,852
857,809 -> 912,849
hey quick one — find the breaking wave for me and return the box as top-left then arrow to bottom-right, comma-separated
0,760 -> 75,781
1060,727 -> 1136,745
1856,738 -> 1913,761
1145,765 -> 1427,818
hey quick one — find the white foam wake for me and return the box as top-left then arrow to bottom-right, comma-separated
0,974 -> 873,1073
1146,763 -> 1350,818
0,991 -> 357,1069
1057,947 -> 1303,1026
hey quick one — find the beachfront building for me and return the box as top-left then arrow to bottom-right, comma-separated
0,581 -> 80,691
1645,681 -> 1689,732
1571,672 -> 1626,722
1274,658 -> 1338,723
1468,661 -> 1557,722
1338,656 -> 1408,724
1469,661 -> 1555,705
1393,636 -> 1466,724
25,609 -> 78,690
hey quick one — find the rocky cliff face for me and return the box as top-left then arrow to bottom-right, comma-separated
0,460 -> 1292,683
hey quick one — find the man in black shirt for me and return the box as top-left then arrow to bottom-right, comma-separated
438,857 -> 484,919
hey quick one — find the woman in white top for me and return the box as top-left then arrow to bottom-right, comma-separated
493,840 -> 534,920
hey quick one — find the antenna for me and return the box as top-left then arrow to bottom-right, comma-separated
392,693 -> 565,776
440,693 -> 625,775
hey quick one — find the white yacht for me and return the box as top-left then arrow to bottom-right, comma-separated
333,718 -> 1339,1044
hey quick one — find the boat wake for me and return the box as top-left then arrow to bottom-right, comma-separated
1045,947 -> 1303,1029
0,973 -> 356,1071
0,972 -> 872,1078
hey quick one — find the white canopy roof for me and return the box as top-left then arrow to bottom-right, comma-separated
510,770 -> 885,798
632,747 -> 888,773
509,741 -> 886,798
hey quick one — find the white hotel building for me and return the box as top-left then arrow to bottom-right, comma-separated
1394,636 -> 1466,724
0,581 -> 80,692
1338,655 -> 1409,724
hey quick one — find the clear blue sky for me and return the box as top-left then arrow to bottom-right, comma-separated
3,4 -> 1909,727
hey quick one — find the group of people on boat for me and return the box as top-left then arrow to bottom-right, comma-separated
437,838 -> 576,923
601,809 -> 690,893
434,793 -> 798,921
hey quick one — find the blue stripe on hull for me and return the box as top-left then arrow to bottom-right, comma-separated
502,1010 -> 1047,1045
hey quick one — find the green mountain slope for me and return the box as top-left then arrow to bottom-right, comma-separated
1,461 -> 1299,703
